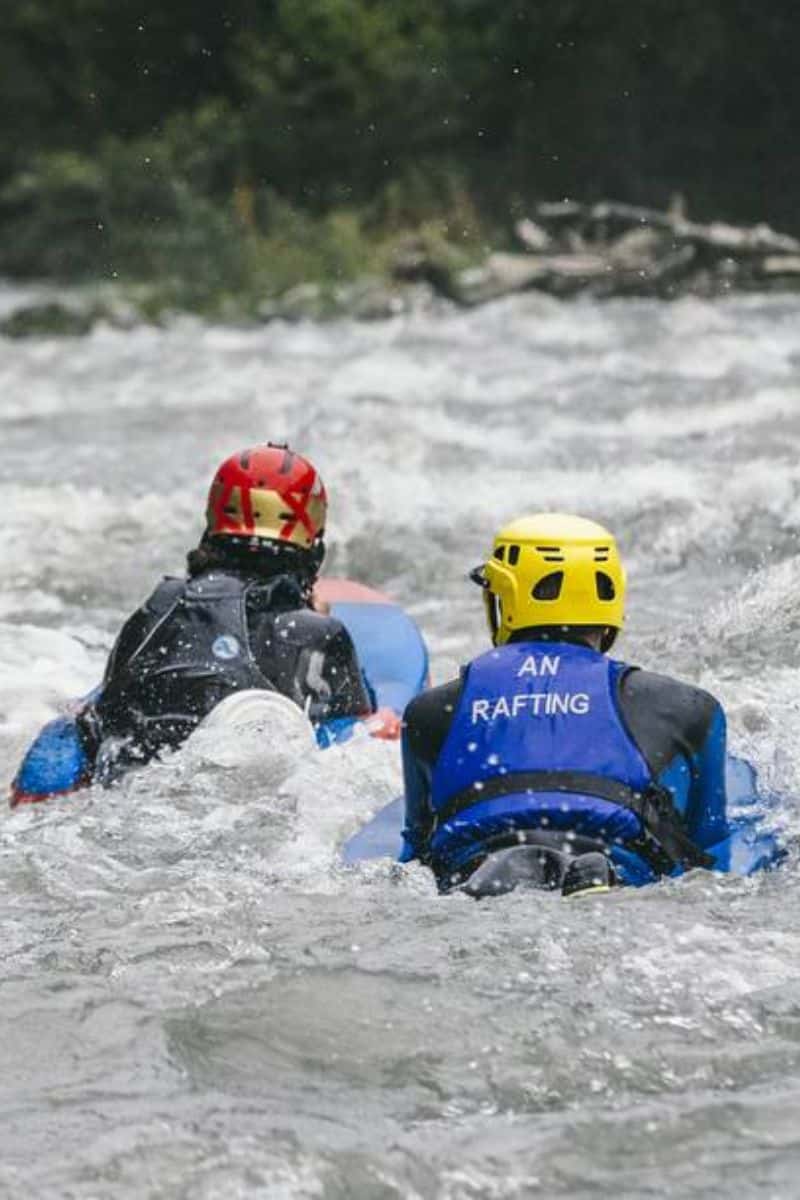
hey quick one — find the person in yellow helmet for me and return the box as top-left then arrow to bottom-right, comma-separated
401,513 -> 729,896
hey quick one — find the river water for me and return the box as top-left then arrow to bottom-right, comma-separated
2,291 -> 800,1197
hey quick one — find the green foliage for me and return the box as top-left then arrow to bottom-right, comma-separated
0,139 -> 249,299
0,152 -> 106,277
232,0 -> 454,205
252,204 -> 372,295
1,0 -> 798,299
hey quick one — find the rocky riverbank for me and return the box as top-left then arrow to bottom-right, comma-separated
4,200 -> 800,336
395,200 -> 800,306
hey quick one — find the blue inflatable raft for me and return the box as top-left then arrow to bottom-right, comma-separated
342,754 -> 784,881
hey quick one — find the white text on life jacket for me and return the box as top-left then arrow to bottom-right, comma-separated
471,653 -> 591,723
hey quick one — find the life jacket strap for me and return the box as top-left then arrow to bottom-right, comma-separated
435,770 -> 715,872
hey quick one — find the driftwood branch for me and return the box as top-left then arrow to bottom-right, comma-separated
392,199 -> 800,305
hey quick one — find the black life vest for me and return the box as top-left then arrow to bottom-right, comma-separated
100,570 -> 303,751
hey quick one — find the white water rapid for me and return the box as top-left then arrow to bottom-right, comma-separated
3,291 -> 800,1197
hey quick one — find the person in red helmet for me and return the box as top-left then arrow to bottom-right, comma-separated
77,444 -> 377,783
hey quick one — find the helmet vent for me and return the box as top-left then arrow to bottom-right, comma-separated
536,545 -> 565,562
532,571 -> 564,601
507,544 -> 521,566
596,571 -> 616,600
493,546 -> 506,561
594,546 -> 610,562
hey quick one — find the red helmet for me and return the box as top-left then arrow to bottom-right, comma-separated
205,444 -> 327,551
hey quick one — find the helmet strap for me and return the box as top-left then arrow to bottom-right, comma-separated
599,626 -> 618,653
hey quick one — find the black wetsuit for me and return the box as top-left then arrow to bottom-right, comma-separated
402,632 -> 728,887
80,567 -> 371,780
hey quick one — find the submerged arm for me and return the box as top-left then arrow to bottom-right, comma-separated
683,702 -> 729,849
400,724 -> 434,863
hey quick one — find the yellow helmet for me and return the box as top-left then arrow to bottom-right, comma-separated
472,513 -> 626,647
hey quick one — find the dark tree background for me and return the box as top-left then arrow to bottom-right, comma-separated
1,0 -> 797,283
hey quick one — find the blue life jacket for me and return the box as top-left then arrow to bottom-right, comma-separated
429,640 -> 710,881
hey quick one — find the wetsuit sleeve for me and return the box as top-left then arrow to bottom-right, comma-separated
400,679 -> 462,862
303,621 -> 373,723
260,611 -> 373,724
682,702 -> 729,848
618,667 -> 729,854
400,723 -> 434,862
